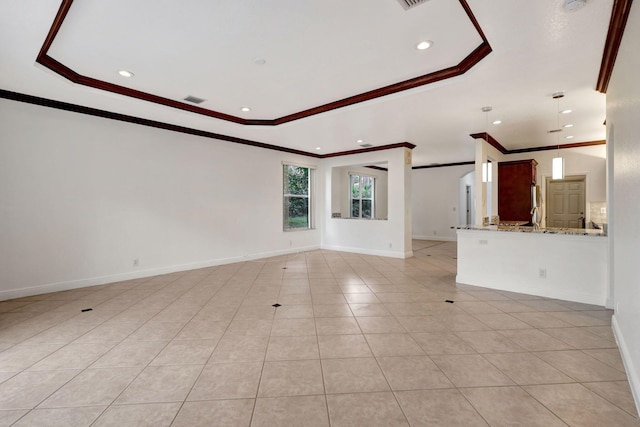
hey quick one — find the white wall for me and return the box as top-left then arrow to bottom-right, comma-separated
322,148 -> 412,258
330,165 -> 388,220
475,139 -> 506,225
0,99 -> 321,300
412,164 -> 474,241
457,229 -> 608,305
607,0 -> 640,412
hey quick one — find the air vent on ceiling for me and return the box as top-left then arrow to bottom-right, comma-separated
360,143 -> 373,148
396,0 -> 430,11
183,95 -> 206,104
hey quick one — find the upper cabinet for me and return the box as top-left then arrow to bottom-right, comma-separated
498,159 -> 538,222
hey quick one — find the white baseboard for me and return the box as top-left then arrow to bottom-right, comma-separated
612,315 -> 640,418
321,244 -> 412,259
606,297 -> 615,310
412,235 -> 457,242
0,245 -> 320,301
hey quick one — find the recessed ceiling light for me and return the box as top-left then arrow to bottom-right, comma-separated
240,107 -> 251,112
356,139 -> 363,144
315,147 -> 321,150
561,109 -> 573,114
492,120 -> 502,125
416,41 -> 433,50
563,0 -> 587,12
118,70 -> 134,78
565,135 -> 574,139
563,124 -> 574,128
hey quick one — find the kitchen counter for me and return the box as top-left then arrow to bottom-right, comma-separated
456,227 -> 608,306
456,225 -> 606,237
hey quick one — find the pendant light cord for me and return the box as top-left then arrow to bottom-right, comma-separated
557,96 -> 561,157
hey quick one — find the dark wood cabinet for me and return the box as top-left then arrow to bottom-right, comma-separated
498,159 -> 537,222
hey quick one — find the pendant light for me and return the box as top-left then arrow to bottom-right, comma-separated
552,92 -> 565,180
481,106 -> 492,183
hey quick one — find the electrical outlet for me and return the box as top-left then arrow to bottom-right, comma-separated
133,258 -> 139,267
539,268 -> 547,279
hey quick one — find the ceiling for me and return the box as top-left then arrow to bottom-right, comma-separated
0,0 -> 612,166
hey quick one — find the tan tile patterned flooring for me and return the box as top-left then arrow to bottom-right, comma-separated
0,241 -> 638,426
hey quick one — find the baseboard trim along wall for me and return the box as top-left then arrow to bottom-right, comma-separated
412,235 -> 457,242
321,245 -> 413,259
612,315 -> 640,417
0,245 -> 320,301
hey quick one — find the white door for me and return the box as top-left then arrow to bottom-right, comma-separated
546,175 -> 586,228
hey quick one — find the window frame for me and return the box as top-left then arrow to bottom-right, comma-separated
349,173 -> 376,219
282,162 -> 315,231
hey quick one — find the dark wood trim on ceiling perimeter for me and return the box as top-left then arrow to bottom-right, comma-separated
470,132 -> 606,155
507,139 -> 606,154
365,165 -> 389,172
322,142 -> 416,158
596,0 -> 634,93
36,0 -> 492,126
413,161 -> 475,170
2,90 -> 602,170
469,132 -> 509,154
0,89 -> 414,159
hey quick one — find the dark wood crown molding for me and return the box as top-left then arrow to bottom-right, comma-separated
413,161 -> 475,170
507,140 -> 606,154
36,0 -> 491,126
322,142 -> 416,159
469,132 -> 509,154
596,0 -> 634,93
0,89 -> 413,159
365,165 -> 389,172
413,138 -> 606,170
471,132 -> 606,155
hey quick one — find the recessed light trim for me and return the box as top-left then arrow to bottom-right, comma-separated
416,40 -> 433,50
118,70 -> 134,78
561,109 -> 573,114
356,139 -> 364,144
565,135 -> 574,139
563,0 -> 587,12
240,107 -> 251,112
315,147 -> 321,150
492,120 -> 502,125
563,124 -> 574,128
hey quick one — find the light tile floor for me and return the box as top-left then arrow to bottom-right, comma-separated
0,241 -> 638,426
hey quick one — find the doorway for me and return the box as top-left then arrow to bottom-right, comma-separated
545,175 -> 586,228
459,171 -> 475,225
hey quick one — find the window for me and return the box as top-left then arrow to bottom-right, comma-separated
350,174 -> 375,219
283,164 -> 313,230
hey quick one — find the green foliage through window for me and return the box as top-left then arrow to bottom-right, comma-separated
350,174 -> 375,219
284,165 -> 312,230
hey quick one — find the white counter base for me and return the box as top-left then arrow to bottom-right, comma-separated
456,229 -> 608,306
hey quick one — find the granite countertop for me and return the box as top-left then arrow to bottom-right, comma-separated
456,225 -> 606,237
